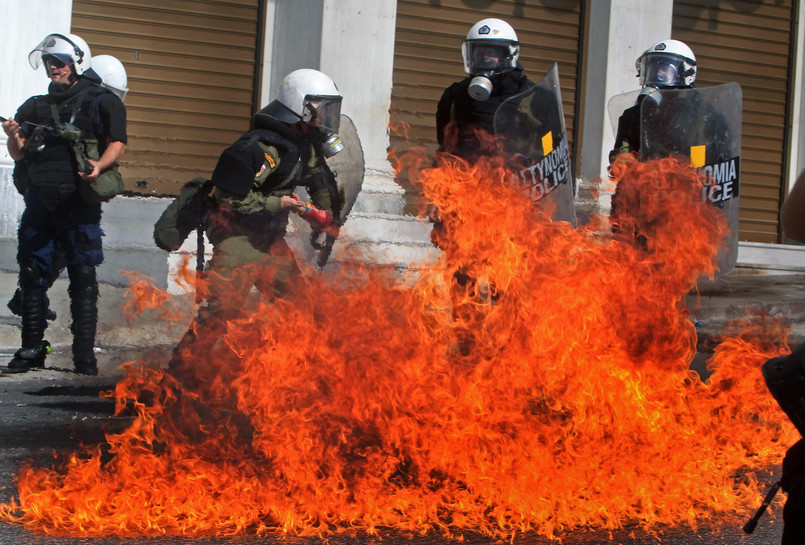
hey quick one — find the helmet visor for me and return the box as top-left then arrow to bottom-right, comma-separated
28,34 -> 84,71
305,96 -> 342,133
638,53 -> 687,88
462,40 -> 516,75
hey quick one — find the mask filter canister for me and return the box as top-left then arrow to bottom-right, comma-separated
322,134 -> 344,157
468,76 -> 492,101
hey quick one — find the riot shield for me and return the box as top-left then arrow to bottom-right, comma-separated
641,83 -> 742,275
287,114 -> 365,267
493,63 -> 576,226
607,89 -> 641,138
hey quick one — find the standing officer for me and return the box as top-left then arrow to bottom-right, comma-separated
6,53 -> 130,325
434,18 -> 535,164
170,68 -> 343,370
2,33 -> 127,375
608,39 -> 739,274
609,39 -> 699,164
427,18 -> 573,354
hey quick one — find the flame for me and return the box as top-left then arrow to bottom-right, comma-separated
0,152 -> 797,539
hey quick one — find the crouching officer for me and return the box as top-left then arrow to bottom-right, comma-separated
762,345 -> 805,544
2,33 -> 127,375
169,68 -> 343,370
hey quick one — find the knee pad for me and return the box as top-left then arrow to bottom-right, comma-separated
19,261 -> 43,290
67,264 -> 98,293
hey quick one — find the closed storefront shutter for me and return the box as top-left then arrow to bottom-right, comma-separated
72,0 -> 261,196
673,1 -> 796,244
391,0 -> 583,207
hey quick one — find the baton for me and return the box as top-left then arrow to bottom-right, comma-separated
743,479 -> 781,534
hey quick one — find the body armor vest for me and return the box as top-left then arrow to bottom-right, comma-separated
24,80 -> 110,210
209,115 -> 314,248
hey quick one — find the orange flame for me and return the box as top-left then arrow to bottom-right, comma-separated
0,152 -> 796,540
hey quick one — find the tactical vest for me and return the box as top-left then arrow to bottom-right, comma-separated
210,126 -> 307,198
208,117 -> 313,247
24,82 -> 119,209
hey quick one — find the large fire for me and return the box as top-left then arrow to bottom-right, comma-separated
0,151 -> 797,539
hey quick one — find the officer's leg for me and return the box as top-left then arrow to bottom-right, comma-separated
169,238 -> 252,373
7,245 -> 61,320
6,261 -> 50,372
67,264 -> 99,376
7,201 -> 55,372
61,203 -> 104,376
260,239 -> 300,300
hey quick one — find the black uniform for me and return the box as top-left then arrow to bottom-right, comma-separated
436,66 -> 536,161
7,77 -> 127,375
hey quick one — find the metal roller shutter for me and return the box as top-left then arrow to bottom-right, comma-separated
673,0 -> 797,244
72,0 -> 261,196
391,0 -> 583,207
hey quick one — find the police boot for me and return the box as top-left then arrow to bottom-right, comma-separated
6,263 -> 49,373
8,288 -> 57,321
68,264 -> 99,376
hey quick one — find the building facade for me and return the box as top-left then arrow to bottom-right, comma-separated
1,0 -> 804,286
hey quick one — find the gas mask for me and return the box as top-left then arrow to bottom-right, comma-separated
304,96 -> 343,156
468,76 -> 493,101
320,133 -> 344,158
461,41 -> 517,102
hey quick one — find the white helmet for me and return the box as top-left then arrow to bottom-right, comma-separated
265,68 -> 342,133
92,55 -> 129,101
461,18 -> 520,76
636,39 -> 697,88
29,33 -> 92,76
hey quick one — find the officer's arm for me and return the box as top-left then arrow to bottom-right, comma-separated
3,120 -> 25,161
214,187 -> 283,214
5,99 -> 38,161
305,157 -> 338,214
609,117 -> 637,165
435,86 -> 455,150
95,138 -> 125,171
213,143 -> 302,214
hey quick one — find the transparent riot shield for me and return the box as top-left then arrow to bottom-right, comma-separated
493,63 -> 576,226
607,89 -> 641,138
641,83 -> 742,275
287,114 -> 365,267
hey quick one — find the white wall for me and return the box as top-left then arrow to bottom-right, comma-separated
0,1 -> 73,165
788,0 -> 805,191
579,0 -> 673,183
319,0 -> 397,176
0,0 -> 73,239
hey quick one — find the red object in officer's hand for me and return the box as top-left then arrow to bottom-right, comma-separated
298,202 -> 333,230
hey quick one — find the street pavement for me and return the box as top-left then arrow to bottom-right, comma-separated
0,268 -> 802,544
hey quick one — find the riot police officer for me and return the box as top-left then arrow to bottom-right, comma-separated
6,53 -> 130,325
434,18 -> 533,163
169,68 -> 343,371
609,39 -> 699,164
2,33 -> 127,375
427,18 -> 573,355
608,39 -> 738,274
